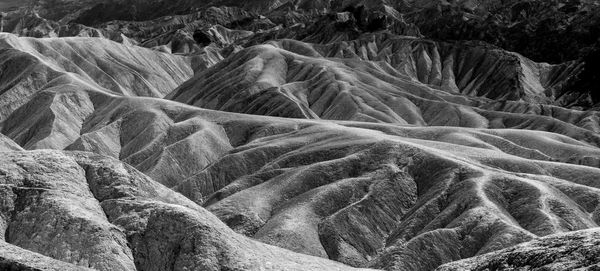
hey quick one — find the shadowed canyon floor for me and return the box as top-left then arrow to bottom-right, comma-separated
1,1 -> 600,271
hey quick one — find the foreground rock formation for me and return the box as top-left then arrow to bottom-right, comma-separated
437,229 -> 600,270
0,149 -> 372,271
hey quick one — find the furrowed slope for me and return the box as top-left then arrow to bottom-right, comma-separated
0,32 -> 598,271
0,33 -> 194,149
167,36 -> 599,146
52,94 -> 600,270
0,133 -> 23,152
307,34 -> 581,102
0,2 -> 598,271
0,149 -> 372,271
0,33 -> 193,121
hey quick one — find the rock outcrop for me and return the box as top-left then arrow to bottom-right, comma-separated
436,229 -> 600,271
0,149 -> 372,271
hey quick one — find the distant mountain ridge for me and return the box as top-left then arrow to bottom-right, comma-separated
2,0 -> 598,108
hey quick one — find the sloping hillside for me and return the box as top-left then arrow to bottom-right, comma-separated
40,92 -> 600,270
0,1 -> 599,271
0,149 -> 373,271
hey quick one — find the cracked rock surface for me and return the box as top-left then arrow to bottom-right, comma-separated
0,150 -> 373,271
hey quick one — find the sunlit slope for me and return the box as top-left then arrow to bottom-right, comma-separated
168,36 -> 598,146
0,149 -> 373,271
49,93 -> 600,270
0,33 -> 193,121
0,19 -> 598,271
0,33 -> 194,149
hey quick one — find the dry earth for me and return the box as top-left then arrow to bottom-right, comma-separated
0,1 -> 599,271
